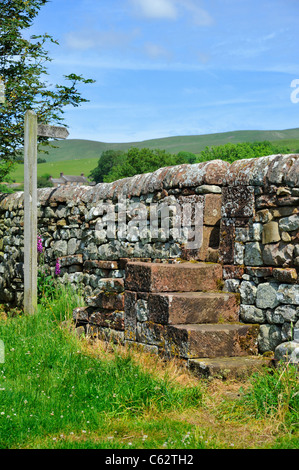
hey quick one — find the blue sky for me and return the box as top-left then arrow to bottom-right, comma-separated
27,0 -> 299,142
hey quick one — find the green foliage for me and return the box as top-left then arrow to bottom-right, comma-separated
37,173 -> 53,188
0,283 -> 203,449
177,151 -> 197,164
102,147 -> 188,183
198,141 -> 290,163
89,150 -> 125,183
37,267 -> 57,301
89,141 -> 291,184
241,364 -> 299,429
0,0 -> 95,182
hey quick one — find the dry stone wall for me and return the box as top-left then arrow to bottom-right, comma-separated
0,154 -> 298,357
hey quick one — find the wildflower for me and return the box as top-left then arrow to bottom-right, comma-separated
55,259 -> 61,276
37,235 -> 43,253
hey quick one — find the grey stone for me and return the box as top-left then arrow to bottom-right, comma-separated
262,243 -> 294,266
250,223 -> 263,241
136,299 -> 148,322
258,324 -> 282,353
67,238 -> 78,255
279,214 -> 299,232
195,185 -> 221,194
239,305 -> 265,323
281,323 -> 293,342
240,280 -> 257,305
273,305 -> 298,322
94,229 -> 107,244
234,242 -> 244,265
223,279 -> 240,293
52,240 -> 68,257
274,341 -> 299,364
235,227 -> 250,242
244,242 -> 263,266
256,282 -> 279,309
277,284 -> 299,305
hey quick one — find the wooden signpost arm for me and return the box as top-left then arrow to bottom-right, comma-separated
23,111 -> 68,315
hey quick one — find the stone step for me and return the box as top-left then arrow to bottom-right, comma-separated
171,323 -> 260,358
147,291 -> 239,325
135,321 -> 260,359
125,261 -> 223,293
188,355 -> 274,380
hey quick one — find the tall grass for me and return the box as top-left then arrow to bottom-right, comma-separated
0,284 -> 202,449
0,282 -> 298,449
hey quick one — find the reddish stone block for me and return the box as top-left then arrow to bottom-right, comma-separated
245,267 -> 273,278
219,218 -> 235,264
181,225 -> 220,262
72,306 -> 93,323
59,254 -> 83,267
124,291 -> 137,340
125,261 -> 223,293
83,259 -> 119,271
222,186 -> 255,218
148,292 -> 239,325
272,268 -> 298,283
86,292 -> 124,310
89,310 -> 124,330
174,324 -> 259,358
203,160 -> 230,185
223,265 -> 245,279
203,194 -> 222,226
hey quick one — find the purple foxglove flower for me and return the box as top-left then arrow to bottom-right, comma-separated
37,235 -> 43,253
55,259 -> 61,276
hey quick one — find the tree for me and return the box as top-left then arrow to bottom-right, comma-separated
176,151 -> 197,164
103,147 -> 188,183
0,0 -> 95,182
37,173 -> 53,188
89,150 -> 125,183
197,141 -> 290,163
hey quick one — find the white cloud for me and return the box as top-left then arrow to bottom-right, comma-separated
130,0 -> 178,19
130,0 -> 213,25
144,42 -> 173,59
65,29 -> 139,51
176,0 -> 213,26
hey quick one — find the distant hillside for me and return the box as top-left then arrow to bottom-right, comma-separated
38,127 -> 299,163
9,127 -> 299,184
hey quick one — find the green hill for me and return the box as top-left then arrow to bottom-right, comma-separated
36,127 -> 299,161
9,127 -> 299,184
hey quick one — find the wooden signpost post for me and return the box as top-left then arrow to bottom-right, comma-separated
0,79 -> 5,103
23,110 -> 69,315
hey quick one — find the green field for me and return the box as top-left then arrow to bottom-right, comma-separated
9,127 -> 299,184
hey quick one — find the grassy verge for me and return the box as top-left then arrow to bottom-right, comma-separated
0,284 -> 298,449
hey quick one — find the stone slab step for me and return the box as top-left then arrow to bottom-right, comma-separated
147,291 -> 239,325
172,323 -> 260,358
125,261 -> 223,293
135,321 -> 259,359
188,356 -> 274,380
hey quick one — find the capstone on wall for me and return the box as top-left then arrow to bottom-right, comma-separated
0,154 -> 298,355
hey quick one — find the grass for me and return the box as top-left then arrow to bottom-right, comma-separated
0,284 -> 298,449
